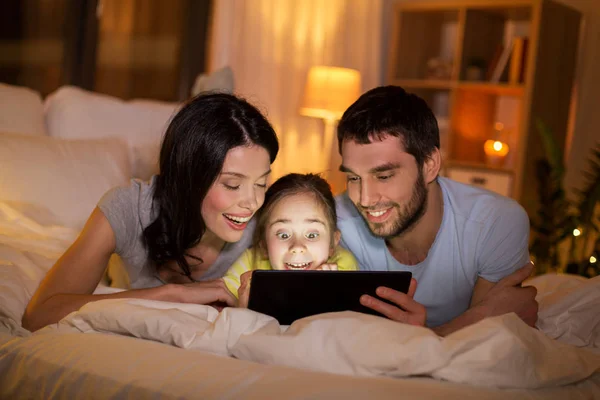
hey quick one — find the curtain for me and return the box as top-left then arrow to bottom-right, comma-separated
208,0 -> 383,192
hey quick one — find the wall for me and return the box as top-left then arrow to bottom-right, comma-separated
381,0 -> 600,200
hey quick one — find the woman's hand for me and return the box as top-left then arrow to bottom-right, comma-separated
176,279 -> 236,309
359,278 -> 426,326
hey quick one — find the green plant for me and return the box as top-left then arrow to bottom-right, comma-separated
529,120 -> 600,277
569,144 -> 600,276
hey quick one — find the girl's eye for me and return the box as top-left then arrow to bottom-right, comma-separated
276,232 -> 290,240
305,232 -> 319,240
223,183 -> 240,191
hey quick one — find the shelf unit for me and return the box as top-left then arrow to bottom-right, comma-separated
386,0 -> 581,218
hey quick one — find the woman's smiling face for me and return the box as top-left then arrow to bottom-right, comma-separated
201,145 -> 271,243
264,192 -> 335,270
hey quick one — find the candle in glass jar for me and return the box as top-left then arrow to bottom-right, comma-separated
483,139 -> 509,166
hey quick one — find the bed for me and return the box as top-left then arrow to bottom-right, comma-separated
0,82 -> 599,399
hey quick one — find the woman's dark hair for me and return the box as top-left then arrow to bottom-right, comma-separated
143,92 -> 279,280
251,173 -> 337,258
337,85 -> 439,166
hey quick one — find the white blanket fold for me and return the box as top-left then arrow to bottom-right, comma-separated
534,275 -> 600,348
48,292 -> 600,390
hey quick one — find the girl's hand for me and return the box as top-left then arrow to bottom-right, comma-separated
237,271 -> 253,308
316,263 -> 338,271
177,279 -> 236,309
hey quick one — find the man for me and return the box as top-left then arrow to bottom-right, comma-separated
336,85 -> 538,336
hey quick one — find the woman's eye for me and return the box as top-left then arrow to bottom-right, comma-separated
306,232 -> 319,240
255,182 -> 267,189
223,183 -> 240,191
276,232 -> 290,240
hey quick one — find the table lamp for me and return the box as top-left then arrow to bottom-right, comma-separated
299,66 -> 361,188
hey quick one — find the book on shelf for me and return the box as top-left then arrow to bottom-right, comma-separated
488,36 -> 529,85
489,41 -> 514,83
485,44 -> 504,81
510,37 -> 529,85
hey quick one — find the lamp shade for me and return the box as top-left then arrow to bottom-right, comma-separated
299,66 -> 362,121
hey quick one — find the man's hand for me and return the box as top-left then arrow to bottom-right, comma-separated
475,262 -> 538,326
359,278 -> 426,326
237,271 -> 253,308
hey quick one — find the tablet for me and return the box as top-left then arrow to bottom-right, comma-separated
247,270 -> 412,325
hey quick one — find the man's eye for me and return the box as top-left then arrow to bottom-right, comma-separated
305,232 -> 319,240
347,175 -> 360,183
276,232 -> 290,240
377,174 -> 393,181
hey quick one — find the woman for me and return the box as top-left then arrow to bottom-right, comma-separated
22,93 -> 279,332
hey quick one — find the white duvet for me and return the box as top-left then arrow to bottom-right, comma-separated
1,201 -> 600,390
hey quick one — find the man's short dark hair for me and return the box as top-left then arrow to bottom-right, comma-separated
337,85 -> 440,166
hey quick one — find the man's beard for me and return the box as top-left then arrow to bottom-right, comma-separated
360,172 -> 428,239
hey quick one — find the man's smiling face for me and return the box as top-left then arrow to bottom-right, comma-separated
341,135 -> 428,238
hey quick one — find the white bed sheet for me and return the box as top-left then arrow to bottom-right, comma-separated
1,201 -> 599,399
1,332 -> 599,400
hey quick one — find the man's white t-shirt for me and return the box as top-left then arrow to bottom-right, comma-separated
336,177 -> 531,327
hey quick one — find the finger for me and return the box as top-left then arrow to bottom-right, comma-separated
318,263 -> 337,271
240,271 -> 253,287
525,285 -> 538,298
209,288 -> 236,307
498,262 -> 535,287
376,286 -> 424,314
239,278 -> 251,291
360,294 -> 408,323
236,283 -> 246,300
239,277 -> 251,293
407,278 -> 417,298
239,286 -> 250,308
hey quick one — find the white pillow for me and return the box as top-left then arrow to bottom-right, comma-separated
0,82 -> 47,136
0,132 -> 131,229
130,140 -> 162,181
44,86 -> 179,179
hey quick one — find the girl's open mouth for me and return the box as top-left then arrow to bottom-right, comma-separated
284,261 -> 313,270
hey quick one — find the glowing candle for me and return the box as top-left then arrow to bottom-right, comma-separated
483,139 -> 509,166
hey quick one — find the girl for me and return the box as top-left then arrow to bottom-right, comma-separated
23,93 -> 279,331
222,173 -> 358,307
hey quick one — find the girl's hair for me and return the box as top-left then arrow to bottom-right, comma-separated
251,173 -> 338,255
143,92 -> 279,279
